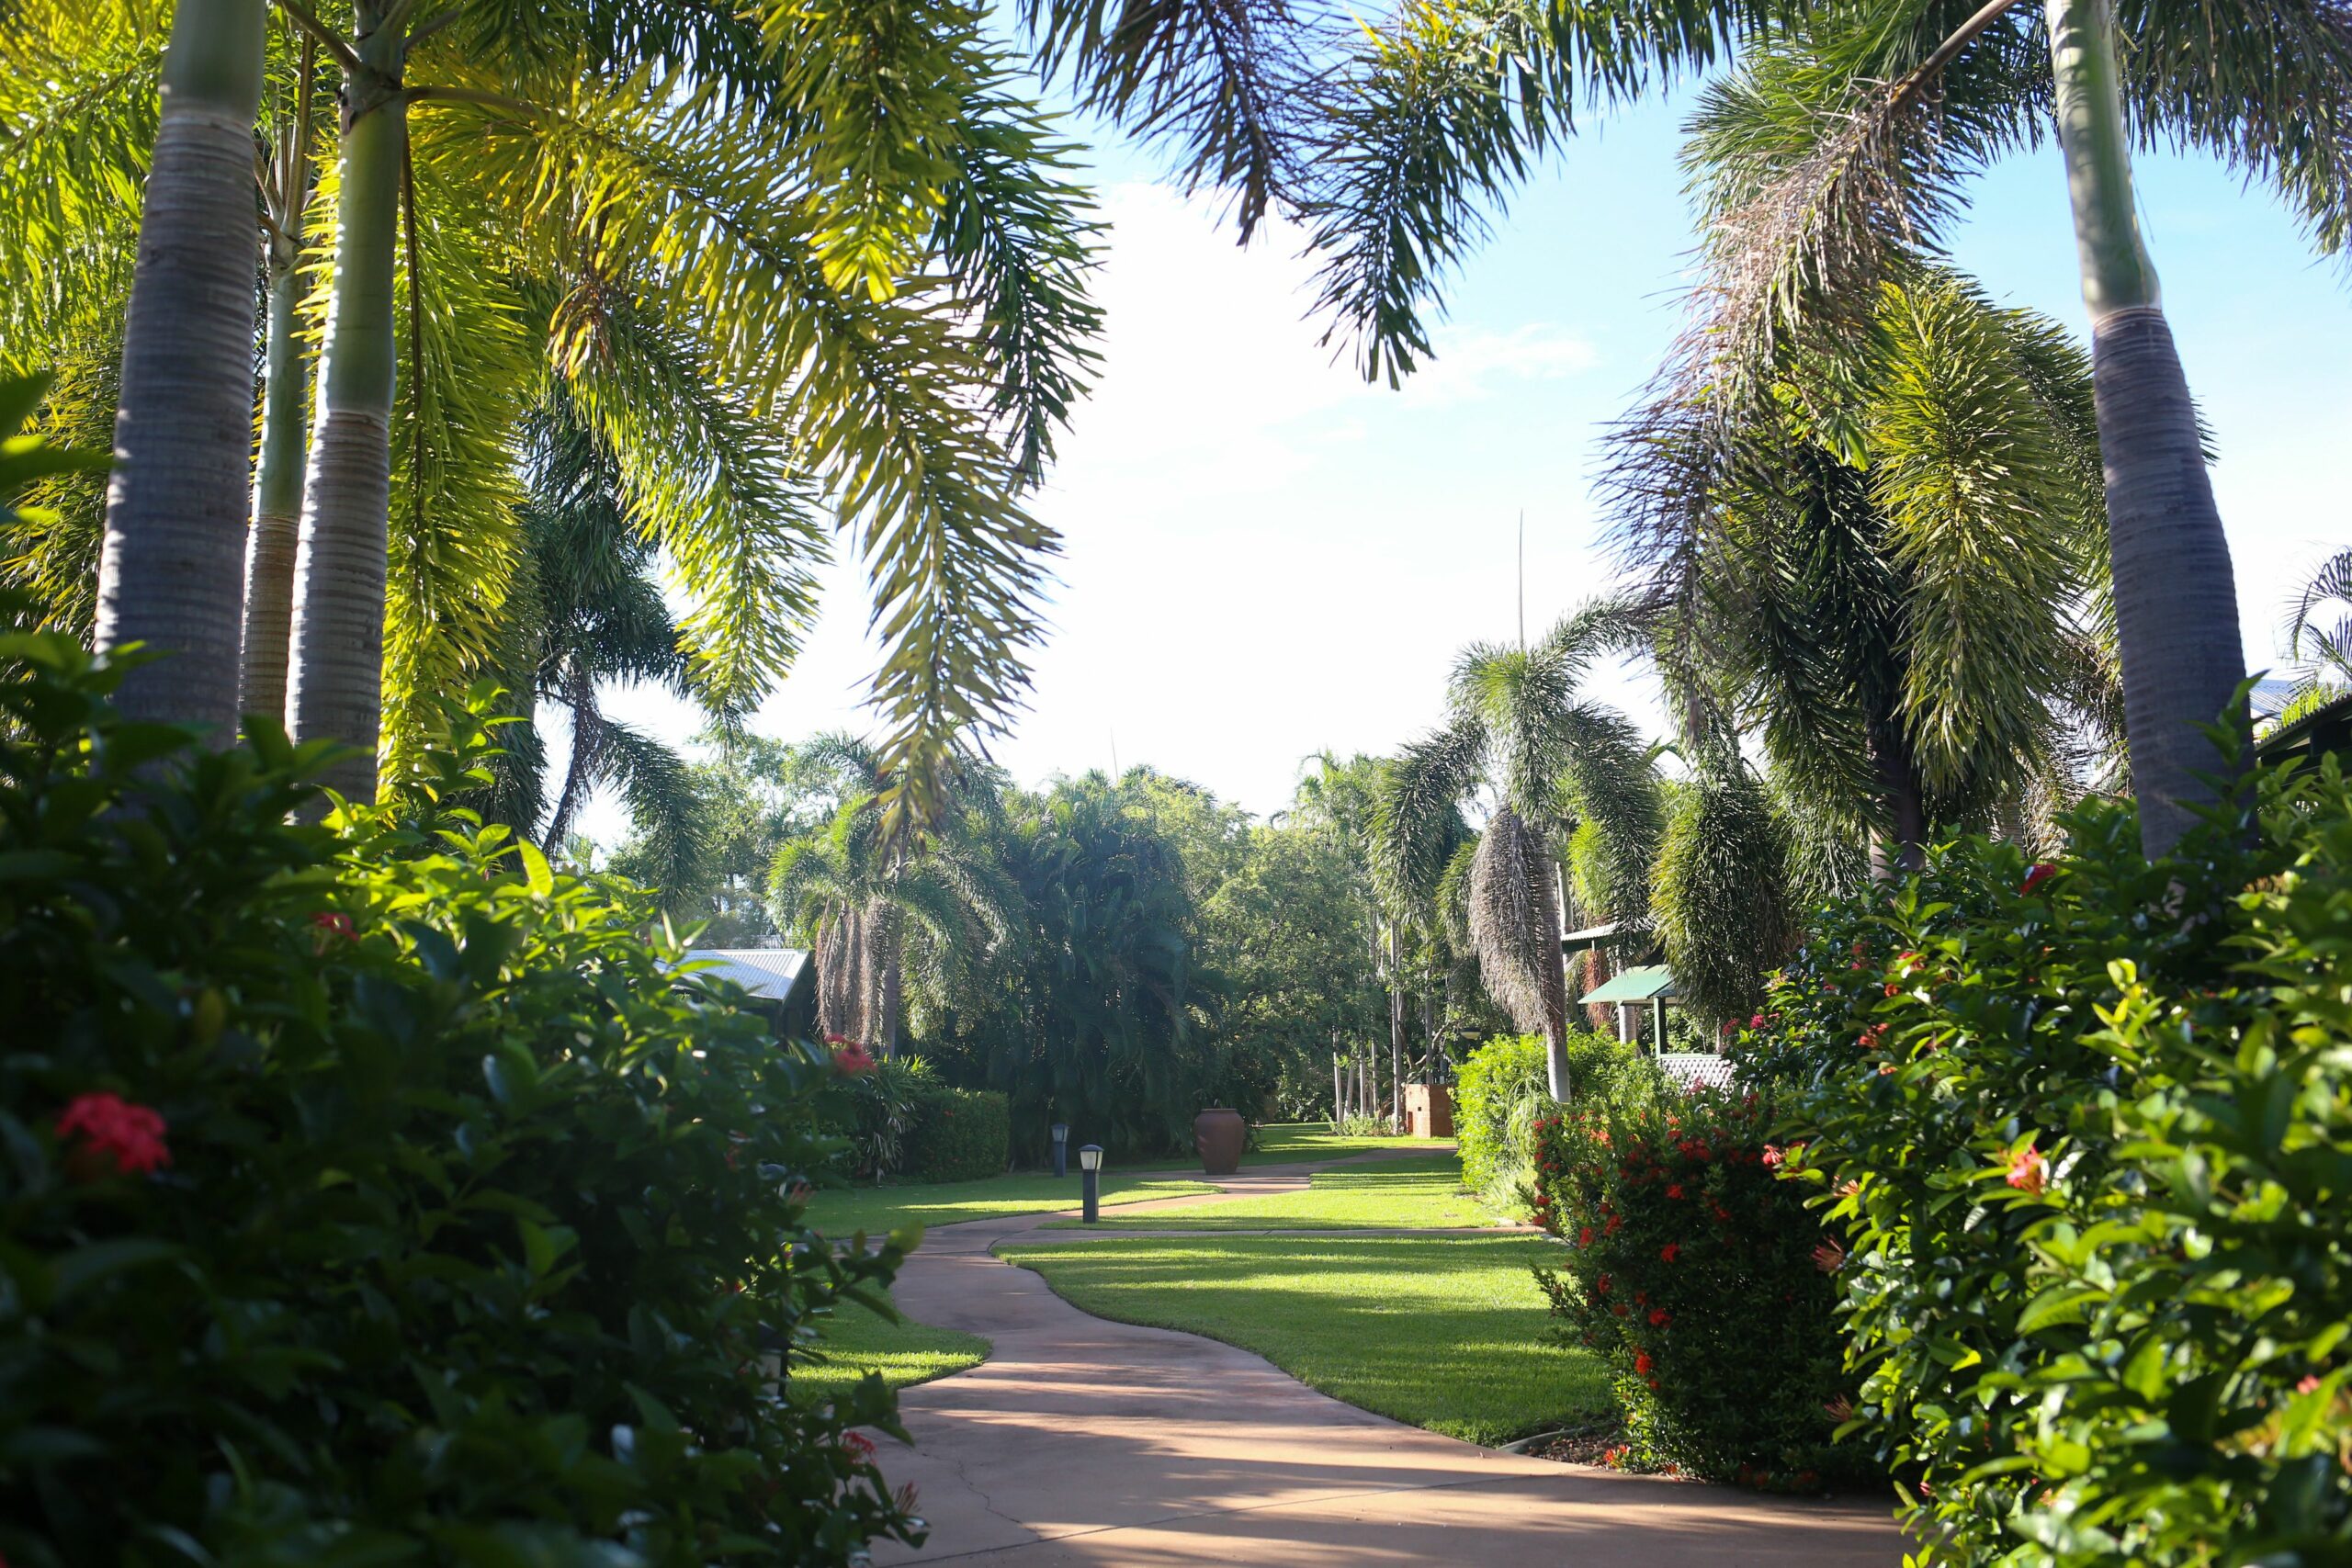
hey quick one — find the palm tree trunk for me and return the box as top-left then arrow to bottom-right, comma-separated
288,24 -> 405,800
875,906 -> 904,1059
1866,716 -> 1928,878
239,49 -> 316,726
240,230 -> 311,724
2044,0 -> 2245,857
91,0 -> 266,733
1385,926 -> 1406,1128
542,677 -> 604,852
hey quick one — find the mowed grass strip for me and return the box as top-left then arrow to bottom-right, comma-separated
792,1291 -> 989,1404
805,1171 -> 1216,1242
1040,1155 -> 1502,1231
999,1234 -> 1607,1444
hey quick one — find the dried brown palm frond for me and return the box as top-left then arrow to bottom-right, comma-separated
1466,805 -> 1567,1046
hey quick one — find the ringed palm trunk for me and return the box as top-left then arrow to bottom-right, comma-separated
2044,0 -> 2245,857
91,0 -> 267,732
240,222 -> 311,723
288,28 -> 406,801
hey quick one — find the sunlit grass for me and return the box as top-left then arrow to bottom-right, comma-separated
792,1290 -> 989,1403
1040,1155 -> 1500,1231
804,1170 -> 1216,1242
1000,1233 -> 1605,1444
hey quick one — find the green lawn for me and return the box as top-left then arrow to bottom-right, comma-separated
999,1233 -> 1606,1444
791,1291 -> 990,1404
1227,1122 -> 1454,1167
804,1170 -> 1216,1241
1040,1154 -> 1501,1231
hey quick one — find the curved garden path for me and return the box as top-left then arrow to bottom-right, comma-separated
873,1149 -> 1903,1566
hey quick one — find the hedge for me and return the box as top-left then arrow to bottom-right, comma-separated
904,1084 -> 1010,1183
1456,1032 -> 1638,1212
0,637 -> 919,1567
1739,744 -> 2352,1563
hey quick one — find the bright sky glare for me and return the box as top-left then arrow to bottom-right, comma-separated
583,89 -> 2352,846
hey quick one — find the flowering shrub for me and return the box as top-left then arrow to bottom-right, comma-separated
1527,1075 -> 1860,1486
1738,744 -> 2352,1564
0,637 -> 920,1566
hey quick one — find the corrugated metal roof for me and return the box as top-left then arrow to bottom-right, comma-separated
1580,964 -> 1679,1004
678,948 -> 811,1002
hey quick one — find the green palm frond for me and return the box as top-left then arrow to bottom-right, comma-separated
1867,276 -> 2079,794
377,149 -> 532,779
1019,0 -> 1330,241
932,62 -> 1104,484
1651,743 -> 1794,1027
2285,547 -> 2352,693
595,714 -> 707,892
1372,717 -> 1487,910
546,285 -> 829,714
755,0 -> 982,299
0,349 -> 119,637
2116,0 -> 2352,258
422,65 -> 1057,836
0,0 -> 161,351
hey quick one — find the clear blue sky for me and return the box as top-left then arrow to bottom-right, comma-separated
587,77 -> 2352,843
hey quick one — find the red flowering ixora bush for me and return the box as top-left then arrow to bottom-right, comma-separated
1529,1076 -> 1865,1488
0,635 -> 920,1567
1737,739 -> 2352,1565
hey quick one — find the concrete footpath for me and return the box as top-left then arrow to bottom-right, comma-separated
871,1150 -> 1902,1566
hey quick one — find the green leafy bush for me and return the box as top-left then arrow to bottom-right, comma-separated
818,1055 -> 937,1179
1456,1032 -> 1635,1213
0,636 -> 920,1566
903,1084 -> 1010,1182
1739,750 -> 2352,1563
1528,1075 -> 1859,1486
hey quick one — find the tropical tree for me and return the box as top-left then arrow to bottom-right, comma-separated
768,744 -> 1018,1057
1375,609 -> 1662,1097
2279,547 -> 2352,715
6,0 -> 1101,827
1035,0 -> 2352,856
1615,272 -> 2120,874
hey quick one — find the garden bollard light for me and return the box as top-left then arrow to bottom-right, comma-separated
1051,1122 -> 1069,1179
1079,1144 -> 1102,1224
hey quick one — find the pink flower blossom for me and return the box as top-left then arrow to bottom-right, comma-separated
2021,863 -> 2059,896
56,1092 -> 171,1177
2006,1144 -> 2048,1195
1761,1145 -> 1784,1168
831,1043 -> 876,1076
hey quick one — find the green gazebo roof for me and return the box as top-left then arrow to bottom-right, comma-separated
1580,964 -> 1679,1005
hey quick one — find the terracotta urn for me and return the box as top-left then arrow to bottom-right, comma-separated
1193,1107 -> 1246,1176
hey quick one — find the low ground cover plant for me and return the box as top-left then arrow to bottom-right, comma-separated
0,637 -> 919,1566
1739,748 -> 2352,1563
1527,1076 -> 1858,1486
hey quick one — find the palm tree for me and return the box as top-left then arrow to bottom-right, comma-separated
2279,548 -> 2352,714
1614,272 -> 2119,874
1035,0 -> 2352,856
83,0 -> 266,734
768,744 -> 1018,1057
6,1 -> 1101,829
1375,608 -> 1662,1097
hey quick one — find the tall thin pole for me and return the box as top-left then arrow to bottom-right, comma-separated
1517,510 -> 1526,651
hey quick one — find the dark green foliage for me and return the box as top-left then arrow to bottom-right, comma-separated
903,1085 -> 1012,1183
1651,750 -> 1797,1029
0,635 -> 917,1566
1738,748 -> 2352,1563
1454,1032 -> 1632,1207
1528,1078 -> 1860,1488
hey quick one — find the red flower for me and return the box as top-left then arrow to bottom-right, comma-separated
1648,1308 -> 1671,1326
2021,863 -> 2059,896
2298,1374 -> 2324,1395
1883,982 -> 1901,998
1577,1225 -> 1593,1247
1666,1183 -> 1684,1200
1748,1013 -> 1765,1029
840,1430 -> 877,1461
1659,1243 -> 1680,1263
310,910 -> 356,942
2005,1143 -> 2048,1195
1712,1202 -> 1732,1223
56,1092 -> 170,1177
1812,1238 -> 1847,1273
831,1043 -> 876,1076
1604,1213 -> 1623,1235
1823,1395 -> 1855,1423
1634,1351 -> 1655,1375
1593,1273 -> 1611,1294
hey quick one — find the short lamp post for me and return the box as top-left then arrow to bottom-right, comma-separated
1079,1145 -> 1103,1224
1050,1122 -> 1070,1179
